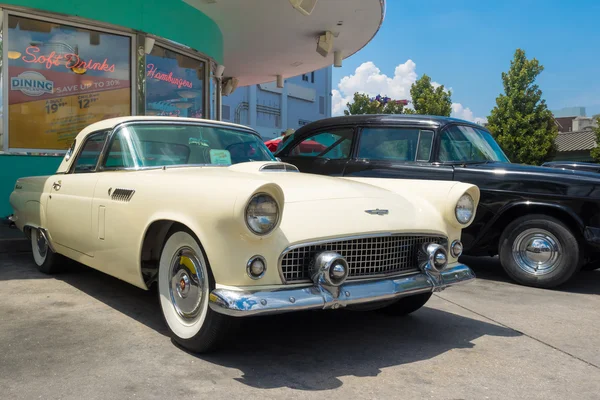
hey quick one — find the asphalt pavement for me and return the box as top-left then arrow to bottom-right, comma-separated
1,253 -> 599,399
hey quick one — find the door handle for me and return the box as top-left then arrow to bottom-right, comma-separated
52,181 -> 62,191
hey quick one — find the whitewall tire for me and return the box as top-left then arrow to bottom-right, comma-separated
158,229 -> 231,353
31,228 -> 63,274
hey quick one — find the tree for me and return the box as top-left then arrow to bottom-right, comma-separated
486,49 -> 557,165
590,117 -> 600,161
410,74 -> 452,116
344,92 -> 412,115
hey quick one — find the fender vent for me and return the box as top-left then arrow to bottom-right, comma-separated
111,188 -> 135,202
259,163 -> 299,172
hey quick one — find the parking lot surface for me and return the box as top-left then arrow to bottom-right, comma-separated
1,253 -> 599,400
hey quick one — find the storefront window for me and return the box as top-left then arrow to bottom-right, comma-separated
145,45 -> 204,118
6,15 -> 132,151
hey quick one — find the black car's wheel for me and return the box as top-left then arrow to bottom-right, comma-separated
31,228 -> 64,274
157,229 -> 233,353
499,215 -> 581,288
380,293 -> 432,316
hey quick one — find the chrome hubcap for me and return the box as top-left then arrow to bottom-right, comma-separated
169,247 -> 205,320
512,229 -> 561,275
36,230 -> 48,259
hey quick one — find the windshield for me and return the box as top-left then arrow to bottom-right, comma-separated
439,125 -> 510,163
104,123 -> 275,169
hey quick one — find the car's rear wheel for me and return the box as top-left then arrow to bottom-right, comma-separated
158,229 -> 231,353
31,228 -> 63,274
499,215 -> 581,288
380,292 -> 432,316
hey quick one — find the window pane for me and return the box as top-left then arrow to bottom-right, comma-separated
7,16 -> 131,150
104,123 -> 275,168
73,132 -> 107,172
358,128 -> 421,161
416,130 -> 434,162
146,46 -> 204,118
289,130 -> 352,159
439,125 -> 510,162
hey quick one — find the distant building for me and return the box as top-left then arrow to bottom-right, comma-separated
552,106 -> 587,118
221,67 -> 332,140
552,112 -> 598,161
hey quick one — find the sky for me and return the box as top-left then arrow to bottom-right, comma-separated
331,0 -> 600,122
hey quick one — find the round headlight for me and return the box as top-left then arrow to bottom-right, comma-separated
455,193 -> 475,224
245,193 -> 279,235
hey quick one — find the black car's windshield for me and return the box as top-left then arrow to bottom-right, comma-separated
439,125 -> 510,163
104,123 -> 275,168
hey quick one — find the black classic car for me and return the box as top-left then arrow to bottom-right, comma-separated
542,161 -> 600,174
275,115 -> 600,288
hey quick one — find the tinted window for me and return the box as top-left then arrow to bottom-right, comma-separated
73,132 -> 108,173
358,128 -> 434,162
287,129 -> 353,159
439,125 -> 510,163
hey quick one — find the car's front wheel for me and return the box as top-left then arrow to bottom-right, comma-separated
499,215 -> 581,288
380,292 -> 432,316
158,229 -> 232,353
30,228 -> 63,274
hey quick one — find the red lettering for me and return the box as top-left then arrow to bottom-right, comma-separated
22,46 -> 39,63
146,64 -> 193,89
18,46 -> 117,73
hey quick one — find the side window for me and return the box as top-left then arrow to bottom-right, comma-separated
288,129 -> 353,159
72,132 -> 108,173
358,128 -> 434,162
439,126 -> 488,162
104,134 -> 136,169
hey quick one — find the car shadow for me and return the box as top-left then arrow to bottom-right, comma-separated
194,305 -> 520,391
460,255 -> 600,295
3,252 -> 522,391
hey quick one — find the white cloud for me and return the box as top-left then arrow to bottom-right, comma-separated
331,61 -> 486,124
451,103 -> 488,124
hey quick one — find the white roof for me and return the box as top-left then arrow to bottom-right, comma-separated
77,116 -> 256,137
184,0 -> 385,87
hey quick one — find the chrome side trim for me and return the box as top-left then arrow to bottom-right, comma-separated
209,263 -> 474,317
37,228 -> 56,254
277,232 -> 448,284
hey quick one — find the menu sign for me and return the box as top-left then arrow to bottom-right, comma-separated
7,16 -> 132,150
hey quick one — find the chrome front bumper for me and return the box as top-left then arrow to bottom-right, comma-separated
209,263 -> 475,317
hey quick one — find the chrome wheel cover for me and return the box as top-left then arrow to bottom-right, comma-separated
168,247 -> 206,320
512,229 -> 562,276
35,229 -> 48,259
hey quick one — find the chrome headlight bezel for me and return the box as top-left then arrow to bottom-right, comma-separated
455,193 -> 475,225
245,192 -> 280,236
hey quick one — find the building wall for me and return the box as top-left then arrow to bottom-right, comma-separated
221,67 -> 332,140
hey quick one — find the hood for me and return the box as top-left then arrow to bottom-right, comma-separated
454,162 -> 600,197
147,161 -> 398,203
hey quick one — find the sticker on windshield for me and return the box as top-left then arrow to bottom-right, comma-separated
210,149 -> 232,165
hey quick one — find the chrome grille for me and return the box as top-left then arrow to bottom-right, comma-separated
280,234 -> 446,283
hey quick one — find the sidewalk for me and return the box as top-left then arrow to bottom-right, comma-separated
0,221 -> 29,253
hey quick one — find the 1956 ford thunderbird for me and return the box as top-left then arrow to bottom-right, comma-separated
9,116 -> 479,353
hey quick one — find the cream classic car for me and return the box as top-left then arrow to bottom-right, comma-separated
9,116 -> 479,353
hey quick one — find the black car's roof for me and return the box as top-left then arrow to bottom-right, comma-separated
294,114 -> 488,135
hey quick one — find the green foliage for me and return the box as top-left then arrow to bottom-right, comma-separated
410,74 -> 452,116
486,49 -> 557,165
344,93 -> 412,115
590,117 -> 600,161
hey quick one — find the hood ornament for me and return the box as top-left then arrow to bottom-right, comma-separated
365,209 -> 389,216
